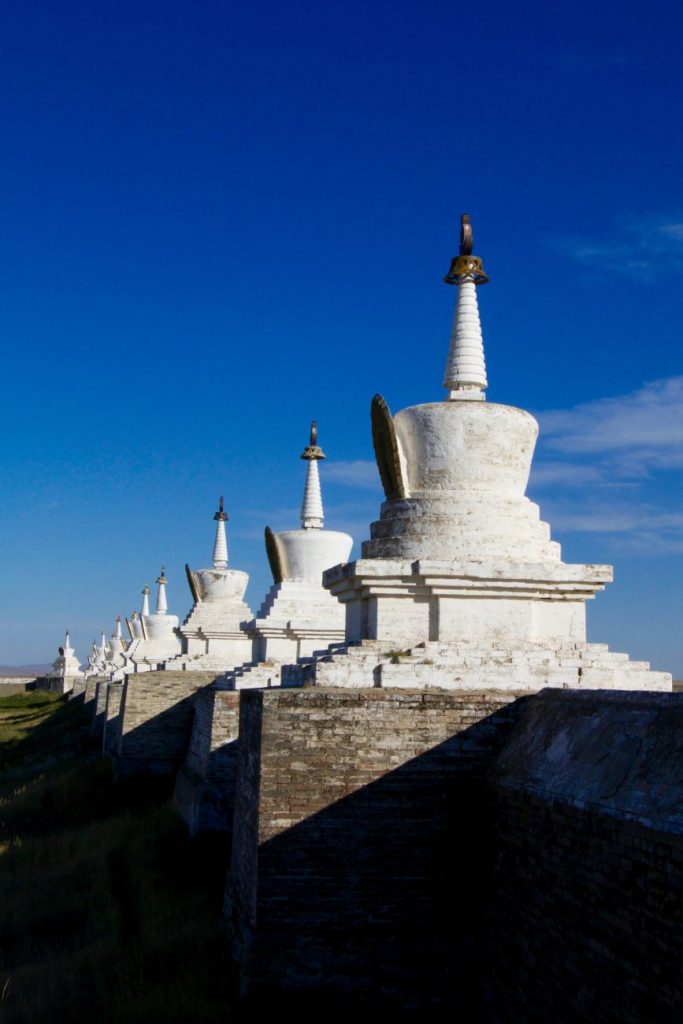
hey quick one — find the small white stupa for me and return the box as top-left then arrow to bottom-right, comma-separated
103,615 -> 128,676
165,500 -> 253,670
304,214 -> 671,692
228,423 -> 353,688
46,630 -> 85,693
124,570 -> 182,671
85,631 -> 109,677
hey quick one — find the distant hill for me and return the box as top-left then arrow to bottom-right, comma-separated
0,664 -> 51,678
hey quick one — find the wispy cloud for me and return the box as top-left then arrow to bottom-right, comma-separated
537,376 -> 683,475
560,217 -> 683,281
324,460 -> 381,490
531,376 -> 683,552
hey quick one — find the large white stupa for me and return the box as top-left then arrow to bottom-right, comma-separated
300,215 -> 670,692
225,423 -> 353,688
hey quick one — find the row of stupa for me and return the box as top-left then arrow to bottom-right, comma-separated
48,424 -> 354,690
49,215 -> 671,694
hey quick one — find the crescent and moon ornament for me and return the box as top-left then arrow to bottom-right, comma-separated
185,563 -> 201,604
265,526 -> 285,584
444,213 -> 489,285
371,394 -> 407,501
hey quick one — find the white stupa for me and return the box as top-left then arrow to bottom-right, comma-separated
123,570 -> 182,671
85,631 -> 109,677
226,423 -> 353,688
165,500 -> 253,670
46,630 -> 85,693
300,214 -> 670,692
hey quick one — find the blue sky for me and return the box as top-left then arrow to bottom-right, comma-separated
0,0 -> 681,673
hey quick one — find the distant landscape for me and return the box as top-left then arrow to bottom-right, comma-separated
0,666 -> 51,678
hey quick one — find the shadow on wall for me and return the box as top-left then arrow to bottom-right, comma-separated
225,688 -> 683,1021
174,737 -> 239,836
114,676 -> 219,778
226,700 -> 524,1018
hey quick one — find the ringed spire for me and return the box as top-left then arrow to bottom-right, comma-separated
299,421 -> 326,530
443,213 -> 489,401
212,496 -> 229,569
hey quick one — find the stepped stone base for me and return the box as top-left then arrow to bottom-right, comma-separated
284,638 -> 671,692
249,579 -> 346,663
220,661 -> 285,690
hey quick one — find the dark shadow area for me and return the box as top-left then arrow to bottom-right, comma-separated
115,684 -> 216,777
229,702 -> 525,1019
174,738 -> 239,835
228,689 -> 683,1022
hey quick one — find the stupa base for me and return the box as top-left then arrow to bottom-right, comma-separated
283,638 -> 671,692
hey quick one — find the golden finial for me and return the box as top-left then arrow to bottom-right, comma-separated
444,212 -> 489,285
300,420 -> 326,461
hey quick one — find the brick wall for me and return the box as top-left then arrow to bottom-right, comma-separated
104,681 -> 123,755
486,689 -> 683,1023
115,671 -> 218,776
174,688 -> 240,835
225,688 -> 526,1010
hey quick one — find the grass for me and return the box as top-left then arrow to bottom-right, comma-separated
0,692 -> 238,1024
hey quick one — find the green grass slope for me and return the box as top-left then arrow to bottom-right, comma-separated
0,693 -> 236,1024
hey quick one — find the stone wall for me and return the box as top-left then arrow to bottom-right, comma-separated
225,686 -> 683,1017
174,688 -> 241,835
487,689 -> 683,1023
89,680 -> 109,742
0,678 -> 36,694
104,681 -> 123,755
225,687 -> 526,1010
115,671 -> 218,776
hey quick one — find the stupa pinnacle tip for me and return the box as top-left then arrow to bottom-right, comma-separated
300,420 -> 326,461
444,212 -> 489,286
214,495 -> 229,522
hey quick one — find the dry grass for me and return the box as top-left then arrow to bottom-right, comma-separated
0,693 -> 237,1023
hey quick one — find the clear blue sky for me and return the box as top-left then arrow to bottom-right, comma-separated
1,0 -> 681,674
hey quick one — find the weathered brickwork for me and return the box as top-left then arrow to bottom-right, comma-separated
103,681 -> 123,755
225,688 -> 526,1009
486,689 -> 683,1023
225,687 -> 683,1015
173,687 -> 240,835
89,680 -> 109,741
115,671 -> 218,776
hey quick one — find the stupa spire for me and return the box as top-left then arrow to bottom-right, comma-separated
114,616 -> 122,640
141,585 -> 150,617
212,496 -> 229,569
443,213 -> 489,401
300,421 -> 326,530
156,568 -> 168,615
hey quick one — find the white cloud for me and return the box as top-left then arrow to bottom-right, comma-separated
324,460 -> 381,490
531,377 -> 683,552
561,218 -> 683,280
537,376 -> 683,470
